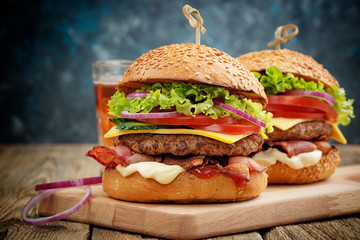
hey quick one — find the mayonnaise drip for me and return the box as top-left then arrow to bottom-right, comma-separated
252,148 -> 322,169
116,162 -> 185,184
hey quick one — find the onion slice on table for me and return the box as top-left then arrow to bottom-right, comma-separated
213,101 -> 266,128
21,186 -> 91,225
282,90 -> 335,107
35,176 -> 102,191
22,177 -> 102,225
121,111 -> 184,119
126,91 -> 150,99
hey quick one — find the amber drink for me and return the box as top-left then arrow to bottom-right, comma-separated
92,60 -> 132,147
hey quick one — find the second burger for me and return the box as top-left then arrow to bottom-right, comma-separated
238,48 -> 354,184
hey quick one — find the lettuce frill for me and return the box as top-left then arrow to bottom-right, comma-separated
108,82 -> 273,132
254,66 -> 354,126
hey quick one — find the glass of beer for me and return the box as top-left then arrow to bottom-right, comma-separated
92,60 -> 132,147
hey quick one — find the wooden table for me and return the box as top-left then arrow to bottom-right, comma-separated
0,144 -> 359,239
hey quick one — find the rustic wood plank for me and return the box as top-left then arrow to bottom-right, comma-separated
0,182 -> 91,240
0,144 -> 102,190
1,144 -> 359,240
205,231 -> 262,240
0,218 -> 90,240
260,144 -> 360,240
91,227 -> 159,240
336,144 -> 360,166
91,226 -> 262,240
38,165 -> 360,239
262,214 -> 360,240
0,144 -> 100,240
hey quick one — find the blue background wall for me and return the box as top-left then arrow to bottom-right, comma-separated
1,0 -> 359,143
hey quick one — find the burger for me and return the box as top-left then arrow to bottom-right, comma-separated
238,49 -> 354,184
86,43 -> 274,203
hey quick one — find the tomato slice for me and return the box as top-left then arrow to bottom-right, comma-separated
140,115 -> 240,125
269,111 -> 326,120
267,95 -> 337,122
266,105 -> 324,113
187,120 -> 260,135
266,104 -> 325,120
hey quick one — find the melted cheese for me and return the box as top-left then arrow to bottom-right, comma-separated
116,162 -> 185,184
271,118 -> 347,144
253,148 -> 322,169
271,118 -> 309,131
104,126 -> 254,144
330,123 -> 347,144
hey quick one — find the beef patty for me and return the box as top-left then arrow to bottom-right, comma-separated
115,133 -> 264,156
266,120 -> 332,142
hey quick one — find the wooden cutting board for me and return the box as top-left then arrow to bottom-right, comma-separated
39,165 -> 360,240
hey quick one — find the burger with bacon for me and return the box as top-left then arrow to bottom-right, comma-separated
238,49 -> 354,184
87,43 -> 274,203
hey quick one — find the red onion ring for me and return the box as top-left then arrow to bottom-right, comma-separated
35,177 -> 102,191
282,90 -> 335,107
213,101 -> 266,128
21,186 -> 91,225
126,91 -> 150,99
121,111 -> 184,119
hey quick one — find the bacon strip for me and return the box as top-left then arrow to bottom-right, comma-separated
86,146 -> 119,168
314,141 -> 332,154
225,156 -> 267,182
86,145 -> 134,168
228,156 -> 266,172
224,163 -> 250,182
113,146 -> 132,165
126,153 -> 161,165
163,156 -> 205,169
268,140 -> 317,158
268,140 -> 332,157
86,146 -> 266,187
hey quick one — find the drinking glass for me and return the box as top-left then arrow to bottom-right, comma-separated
92,60 -> 132,147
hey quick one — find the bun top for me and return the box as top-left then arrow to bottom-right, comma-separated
237,49 -> 339,88
120,44 -> 267,104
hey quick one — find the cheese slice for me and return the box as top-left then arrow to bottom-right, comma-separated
104,126 -> 253,144
270,117 -> 347,144
330,123 -> 347,144
271,118 -> 310,131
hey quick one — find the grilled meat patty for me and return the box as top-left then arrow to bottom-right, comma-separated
266,120 -> 332,142
115,133 -> 264,156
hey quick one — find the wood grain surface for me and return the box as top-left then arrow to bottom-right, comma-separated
37,165 -> 360,239
0,144 -> 359,240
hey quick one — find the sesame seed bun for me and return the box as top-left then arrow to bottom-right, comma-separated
237,49 -> 339,88
102,167 -> 268,203
120,43 -> 268,104
266,147 -> 340,184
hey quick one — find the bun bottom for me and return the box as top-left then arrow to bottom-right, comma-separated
102,168 -> 268,203
267,147 -> 340,184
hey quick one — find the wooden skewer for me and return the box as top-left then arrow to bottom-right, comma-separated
183,4 -> 206,45
267,24 -> 299,50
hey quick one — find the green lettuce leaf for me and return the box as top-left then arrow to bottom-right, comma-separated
108,82 -> 273,132
254,66 -> 355,126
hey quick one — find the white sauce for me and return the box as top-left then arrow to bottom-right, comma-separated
252,148 -> 322,169
116,162 -> 185,184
